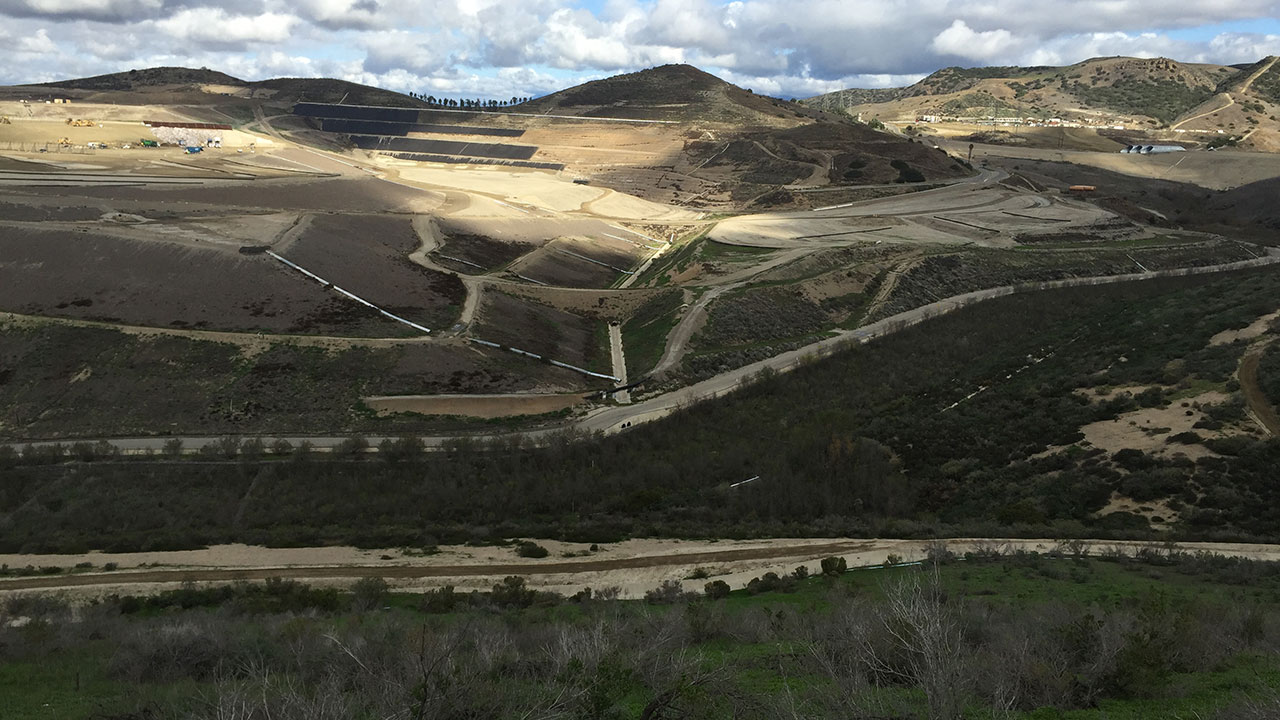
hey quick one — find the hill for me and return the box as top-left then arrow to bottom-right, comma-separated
505,64 -> 971,207
33,66 -> 245,91
31,66 -> 427,108
806,56 -> 1280,145
517,63 -> 829,124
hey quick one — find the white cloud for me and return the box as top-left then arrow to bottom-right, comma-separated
16,27 -> 57,54
3,0 -> 1280,100
152,9 -> 298,47
930,20 -> 1021,61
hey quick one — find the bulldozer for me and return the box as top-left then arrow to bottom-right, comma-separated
0,116 -> 10,124
56,137 -> 71,145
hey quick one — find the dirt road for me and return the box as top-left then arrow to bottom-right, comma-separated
4,537 -> 1279,599
1238,340 -> 1280,437
608,323 -> 631,403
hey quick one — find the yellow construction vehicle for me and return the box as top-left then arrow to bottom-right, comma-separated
65,118 -> 95,127
0,116 -> 10,124
57,137 -> 71,145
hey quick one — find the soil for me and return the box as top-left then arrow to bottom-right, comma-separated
18,176 -> 443,213
283,214 -> 466,332
365,393 -> 584,418
1210,309 -> 1280,346
435,232 -> 530,271
1078,389 -> 1232,459
0,227 -> 399,335
471,291 -> 604,369
1238,342 -> 1280,437
510,246 -> 621,288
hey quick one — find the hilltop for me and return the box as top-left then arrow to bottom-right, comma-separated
33,66 -> 244,90
502,64 -> 972,206
29,66 -> 427,108
806,56 -> 1280,150
517,63 -> 830,124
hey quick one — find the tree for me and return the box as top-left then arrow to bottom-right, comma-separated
868,569 -> 967,719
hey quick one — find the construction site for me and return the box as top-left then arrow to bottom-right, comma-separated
1,65 -> 1279,436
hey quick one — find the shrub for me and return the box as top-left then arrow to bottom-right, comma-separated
746,572 -> 796,594
515,541 -> 549,558
351,576 -> 389,610
704,580 -> 731,600
491,576 -> 536,609
422,585 -> 461,613
644,579 -> 694,604
821,556 -> 848,577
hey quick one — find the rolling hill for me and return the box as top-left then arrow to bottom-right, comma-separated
513,64 -> 972,206
516,63 -> 831,124
806,56 -> 1280,150
30,66 -> 428,108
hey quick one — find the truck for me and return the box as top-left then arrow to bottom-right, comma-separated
185,146 -> 203,154
139,139 -> 158,148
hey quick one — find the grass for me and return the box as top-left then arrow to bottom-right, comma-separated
698,240 -> 777,261
0,644 -> 209,720
1023,656 -> 1280,719
1016,234 -> 1202,251
6,553 -> 1280,718
621,289 -> 685,377
634,228 -> 711,287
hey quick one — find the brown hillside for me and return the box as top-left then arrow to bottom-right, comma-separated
518,64 -> 827,124
808,56 -> 1260,129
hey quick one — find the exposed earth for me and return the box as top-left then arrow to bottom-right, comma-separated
2,62 -> 1280,442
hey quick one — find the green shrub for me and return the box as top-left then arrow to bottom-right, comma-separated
704,580 -> 731,599
515,541 -> 549,558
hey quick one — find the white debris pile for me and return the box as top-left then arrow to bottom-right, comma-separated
149,126 -> 222,147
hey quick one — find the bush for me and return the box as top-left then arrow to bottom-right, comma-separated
333,435 -> 369,458
515,541 -> 549,558
746,572 -> 796,595
704,580 -> 731,599
351,576 -> 389,610
422,585 -> 461,613
644,579 -> 694,604
491,576 -> 536,609
821,556 -> 848,577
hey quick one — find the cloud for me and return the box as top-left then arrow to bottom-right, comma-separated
152,9 -> 299,48
16,27 -> 58,54
930,20 -> 1021,61
2,0 -> 164,22
3,0 -> 1280,100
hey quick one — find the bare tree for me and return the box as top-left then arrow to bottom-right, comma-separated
866,568 -> 967,720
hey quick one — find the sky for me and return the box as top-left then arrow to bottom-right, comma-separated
3,0 -> 1280,100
